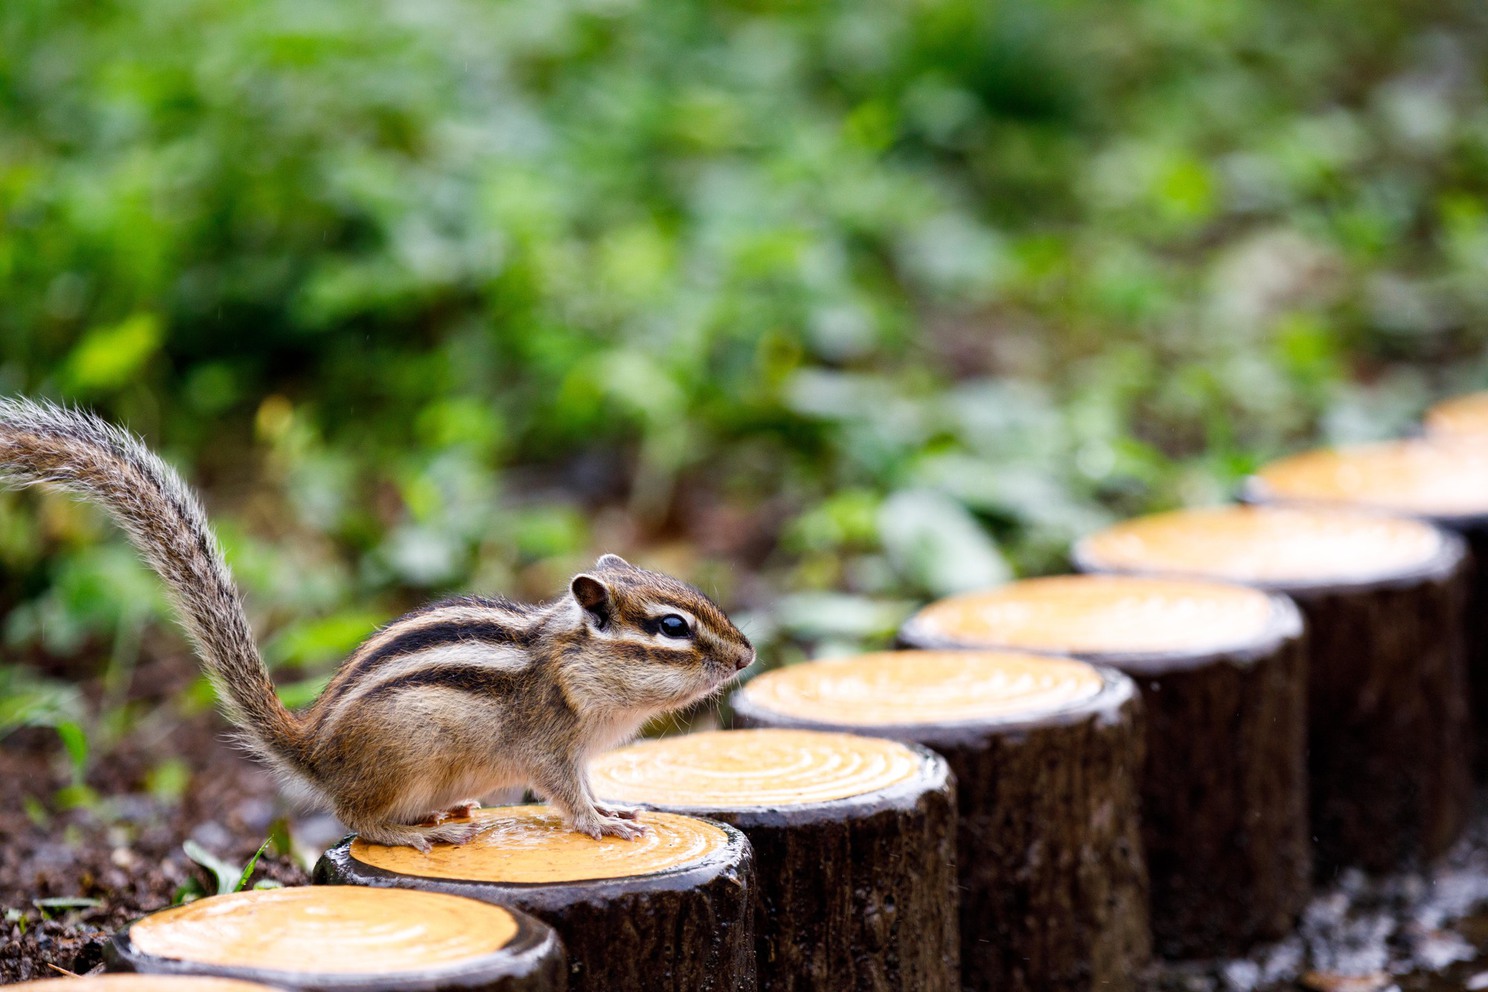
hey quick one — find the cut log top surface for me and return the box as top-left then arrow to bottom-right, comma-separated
9,978 -> 276,992
899,574 -> 1297,663
1425,391 -> 1488,439
588,729 -> 924,808
1074,505 -> 1456,589
733,650 -> 1115,728
350,805 -> 728,884
1247,440 -> 1488,520
124,886 -> 519,973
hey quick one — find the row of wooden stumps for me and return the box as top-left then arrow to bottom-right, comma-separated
16,391 -> 1488,992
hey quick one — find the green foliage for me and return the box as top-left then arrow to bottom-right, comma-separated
181,837 -> 280,900
0,0 -> 1486,715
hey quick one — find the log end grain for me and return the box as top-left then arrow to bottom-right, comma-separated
1074,504 -> 1473,877
899,574 -> 1310,959
1425,391 -> 1488,441
898,573 -> 1295,665
1073,504 -> 1457,591
315,806 -> 756,992
589,729 -> 959,992
14,978 -> 279,992
1244,439 -> 1488,524
732,651 -> 1149,992
108,886 -> 565,992
1245,444 -> 1488,785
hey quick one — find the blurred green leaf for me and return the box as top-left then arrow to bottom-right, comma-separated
53,721 -> 89,778
878,489 -> 1011,598
264,610 -> 388,671
146,758 -> 193,804
60,314 -> 164,393
183,839 -> 247,897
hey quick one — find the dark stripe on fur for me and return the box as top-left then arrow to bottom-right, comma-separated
361,663 -> 526,701
319,619 -> 536,706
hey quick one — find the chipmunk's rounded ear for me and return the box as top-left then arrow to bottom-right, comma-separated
595,553 -> 631,570
571,573 -> 612,625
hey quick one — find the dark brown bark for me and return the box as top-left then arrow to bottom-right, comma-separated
108,903 -> 567,992
314,822 -> 756,992
615,742 -> 958,992
1241,486 -> 1488,780
733,670 -> 1149,992
901,596 -> 1311,958
1274,544 -> 1474,874
1452,523 -> 1487,776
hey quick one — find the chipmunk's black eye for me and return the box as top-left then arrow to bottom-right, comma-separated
657,614 -> 691,638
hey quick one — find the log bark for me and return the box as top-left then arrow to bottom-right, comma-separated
107,886 -> 566,992
315,806 -> 755,992
1461,524 -> 1488,775
731,653 -> 1149,992
587,729 -> 958,992
1283,546 -> 1473,871
1075,505 -> 1475,878
900,575 -> 1311,959
1247,441 -> 1488,776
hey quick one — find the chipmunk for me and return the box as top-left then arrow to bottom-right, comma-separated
0,398 -> 755,850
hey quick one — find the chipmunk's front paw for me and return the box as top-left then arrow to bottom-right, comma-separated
574,811 -> 648,841
598,816 -> 648,841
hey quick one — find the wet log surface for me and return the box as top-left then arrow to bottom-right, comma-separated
107,885 -> 566,992
1072,507 -> 1475,876
1247,441 -> 1488,775
587,729 -> 959,992
900,575 -> 1312,959
314,805 -> 755,992
10,978 -> 283,992
731,651 -> 1150,992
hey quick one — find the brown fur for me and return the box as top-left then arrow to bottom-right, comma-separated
0,399 -> 755,849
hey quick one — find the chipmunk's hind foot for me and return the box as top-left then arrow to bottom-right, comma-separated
418,799 -> 483,826
352,817 -> 490,852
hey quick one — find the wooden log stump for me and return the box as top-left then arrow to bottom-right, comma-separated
12,978 -> 279,992
1247,441 -> 1488,773
315,805 -> 755,992
1074,505 -> 1472,880
107,886 -> 565,992
1424,391 -> 1488,440
899,574 -> 1309,960
587,728 -> 958,992
731,650 -> 1149,992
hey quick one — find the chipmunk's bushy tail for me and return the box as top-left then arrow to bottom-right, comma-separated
0,397 -> 311,779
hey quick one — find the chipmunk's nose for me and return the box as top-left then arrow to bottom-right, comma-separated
735,649 -> 756,672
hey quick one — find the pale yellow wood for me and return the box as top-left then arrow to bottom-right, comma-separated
352,806 -> 728,884
1253,440 -> 1488,517
1078,505 -> 1446,585
736,650 -> 1105,726
907,575 -> 1281,654
589,729 -> 921,807
127,887 -> 518,973
10,978 -> 276,992
1426,391 -> 1488,439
